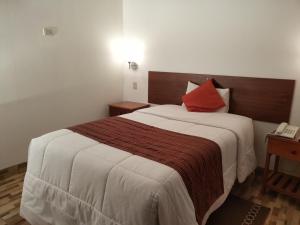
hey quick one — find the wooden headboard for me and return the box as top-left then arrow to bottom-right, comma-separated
148,71 -> 295,123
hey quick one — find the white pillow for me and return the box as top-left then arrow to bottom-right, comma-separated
183,81 -> 230,113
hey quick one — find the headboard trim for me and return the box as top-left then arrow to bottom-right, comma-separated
148,71 -> 295,123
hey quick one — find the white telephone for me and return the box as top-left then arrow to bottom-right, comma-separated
274,122 -> 299,139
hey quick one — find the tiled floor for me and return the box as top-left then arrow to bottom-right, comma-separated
0,165 -> 300,225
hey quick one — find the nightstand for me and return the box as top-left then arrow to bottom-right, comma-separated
262,134 -> 300,200
109,101 -> 150,116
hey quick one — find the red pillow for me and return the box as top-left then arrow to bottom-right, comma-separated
182,79 -> 225,112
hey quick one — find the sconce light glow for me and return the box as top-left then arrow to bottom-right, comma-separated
110,38 -> 145,64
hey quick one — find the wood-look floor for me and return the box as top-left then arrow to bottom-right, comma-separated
0,165 -> 300,225
232,172 -> 300,225
0,164 -> 29,225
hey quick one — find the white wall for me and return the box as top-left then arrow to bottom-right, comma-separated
0,0 -> 124,170
123,0 -> 300,173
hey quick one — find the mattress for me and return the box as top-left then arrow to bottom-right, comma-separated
20,105 -> 256,225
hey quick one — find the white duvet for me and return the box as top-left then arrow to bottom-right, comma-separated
21,105 -> 256,225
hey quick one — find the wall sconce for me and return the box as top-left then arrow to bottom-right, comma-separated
110,37 -> 144,71
128,62 -> 138,70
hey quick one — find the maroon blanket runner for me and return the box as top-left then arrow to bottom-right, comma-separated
69,117 -> 224,223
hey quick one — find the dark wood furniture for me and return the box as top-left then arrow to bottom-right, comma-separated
262,134 -> 300,200
109,101 -> 150,116
148,71 -> 295,123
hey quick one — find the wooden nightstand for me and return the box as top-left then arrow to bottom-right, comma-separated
262,134 -> 300,200
109,101 -> 150,116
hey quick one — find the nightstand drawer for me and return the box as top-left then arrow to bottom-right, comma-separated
109,107 -> 132,116
268,138 -> 300,161
109,101 -> 150,117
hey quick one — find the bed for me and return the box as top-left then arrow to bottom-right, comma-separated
20,71 -> 295,225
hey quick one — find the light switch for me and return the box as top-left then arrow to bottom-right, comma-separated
133,82 -> 138,90
43,27 -> 58,36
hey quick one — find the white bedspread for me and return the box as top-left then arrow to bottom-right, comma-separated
20,105 -> 256,225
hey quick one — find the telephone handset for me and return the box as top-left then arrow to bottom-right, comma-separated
274,122 -> 300,139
